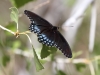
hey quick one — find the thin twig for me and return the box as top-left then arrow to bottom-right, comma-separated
17,23 -> 19,32
24,34 -> 32,44
19,30 -> 31,34
19,0 -> 50,18
33,0 -> 50,11
56,58 -> 90,64
0,25 -> 15,34
89,62 -> 95,75
62,0 -> 94,47
8,48 -> 100,64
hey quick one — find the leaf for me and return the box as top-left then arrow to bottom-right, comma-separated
75,63 -> 86,72
10,0 -> 33,8
6,22 -> 16,32
32,45 -> 44,71
49,46 -> 57,54
2,55 -> 10,67
41,45 -> 50,59
12,40 -> 21,50
56,70 -> 66,75
41,44 -> 57,59
73,51 -> 82,58
10,7 -> 19,24
26,60 -> 31,70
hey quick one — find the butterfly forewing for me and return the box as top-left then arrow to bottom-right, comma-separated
24,10 -> 72,58
24,10 -> 52,26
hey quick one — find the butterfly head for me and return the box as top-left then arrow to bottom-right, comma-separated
51,26 -> 59,31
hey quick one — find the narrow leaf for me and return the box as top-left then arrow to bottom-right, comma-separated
32,45 -> 44,71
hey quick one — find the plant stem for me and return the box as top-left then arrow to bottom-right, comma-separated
0,25 -> 15,34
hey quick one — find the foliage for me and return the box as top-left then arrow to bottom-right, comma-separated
32,45 -> 44,71
0,6 -> 58,72
10,0 -> 33,8
41,44 -> 57,59
56,70 -> 66,75
2,55 -> 10,67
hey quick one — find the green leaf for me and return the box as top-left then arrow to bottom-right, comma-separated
73,51 -> 82,58
2,55 -> 10,67
41,44 -> 57,59
26,60 -> 31,71
41,45 -> 50,59
6,22 -> 16,31
56,70 -> 66,75
32,45 -> 44,71
10,7 -> 19,24
12,41 -> 21,50
10,0 -> 33,8
75,63 -> 86,72
49,46 -> 57,53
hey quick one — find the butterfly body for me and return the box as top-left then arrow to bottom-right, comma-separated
24,10 -> 72,58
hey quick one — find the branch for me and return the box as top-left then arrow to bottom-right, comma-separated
9,48 -> 100,64
62,0 -> 93,27
61,0 -> 94,47
89,1 -> 97,52
0,25 -> 15,34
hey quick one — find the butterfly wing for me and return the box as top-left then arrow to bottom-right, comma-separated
24,10 -> 72,58
38,29 -> 72,58
37,29 -> 55,47
24,10 -> 53,26
55,31 -> 72,58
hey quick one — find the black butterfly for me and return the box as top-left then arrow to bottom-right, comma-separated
24,10 -> 72,58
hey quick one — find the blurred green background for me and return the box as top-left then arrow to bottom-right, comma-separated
0,0 -> 100,75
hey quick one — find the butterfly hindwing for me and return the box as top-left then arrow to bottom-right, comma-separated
38,29 -> 55,47
29,23 -> 49,34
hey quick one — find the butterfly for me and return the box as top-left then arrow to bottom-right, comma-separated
24,10 -> 72,58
